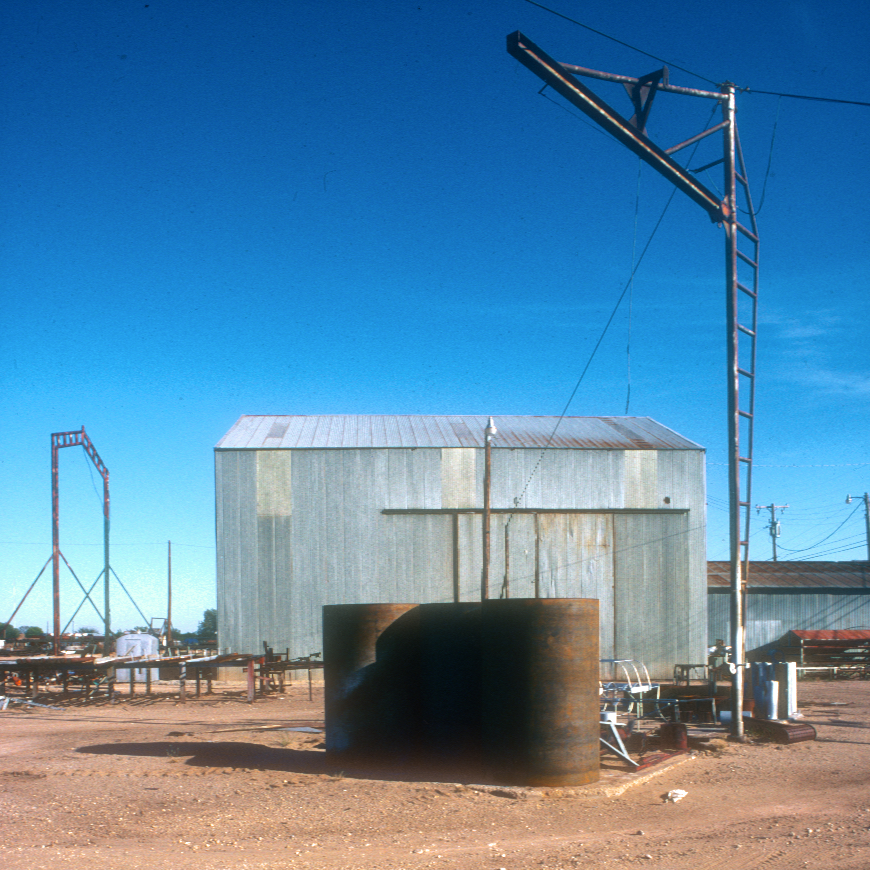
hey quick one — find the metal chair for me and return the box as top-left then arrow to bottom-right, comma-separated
600,658 -> 660,719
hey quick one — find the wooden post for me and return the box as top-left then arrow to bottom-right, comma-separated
179,661 -> 186,703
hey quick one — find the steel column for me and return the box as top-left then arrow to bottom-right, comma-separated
51,436 -> 60,654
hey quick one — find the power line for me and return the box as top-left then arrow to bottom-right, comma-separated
741,95 -> 780,217
521,0 -> 718,85
709,462 -> 870,467
522,0 -> 870,107
737,87 -> 870,108
625,158 -> 641,414
773,501 -> 862,555
504,98 -> 717,516
777,539 -> 868,561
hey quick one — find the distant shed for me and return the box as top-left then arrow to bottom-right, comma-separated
215,415 -> 707,679
708,561 -> 870,658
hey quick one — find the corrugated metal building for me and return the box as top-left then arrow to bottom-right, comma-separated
215,415 -> 707,679
708,561 -> 870,657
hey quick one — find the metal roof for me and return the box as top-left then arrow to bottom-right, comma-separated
708,561 -> 870,589
788,629 -> 870,641
215,415 -> 704,451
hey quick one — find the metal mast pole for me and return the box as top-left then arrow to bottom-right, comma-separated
722,83 -> 746,739
100,446 -> 111,655
51,436 -> 61,654
505,36 -> 759,739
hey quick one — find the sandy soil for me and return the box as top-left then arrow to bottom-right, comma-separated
1,679 -> 869,870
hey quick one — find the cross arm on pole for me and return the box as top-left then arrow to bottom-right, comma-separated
506,31 -> 727,222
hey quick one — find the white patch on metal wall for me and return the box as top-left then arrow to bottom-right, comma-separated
624,451 -> 657,508
256,451 -> 292,517
441,448 -> 478,508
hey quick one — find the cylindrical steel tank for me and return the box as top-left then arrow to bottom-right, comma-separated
415,602 -> 483,764
481,598 -> 600,787
322,603 -> 418,758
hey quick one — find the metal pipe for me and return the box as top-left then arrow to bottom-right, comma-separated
503,523 -> 510,598
59,552 -> 104,621
481,417 -> 496,600
5,556 -> 51,629
556,62 -> 725,100
452,513 -> 460,603
665,120 -> 729,155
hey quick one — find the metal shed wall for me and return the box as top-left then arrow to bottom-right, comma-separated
708,588 -> 870,656
215,429 -> 706,679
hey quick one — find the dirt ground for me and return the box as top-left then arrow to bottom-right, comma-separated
1,678 -> 869,870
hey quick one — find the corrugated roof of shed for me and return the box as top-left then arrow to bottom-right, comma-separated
708,561 -> 870,589
787,629 -> 870,641
215,415 -> 703,450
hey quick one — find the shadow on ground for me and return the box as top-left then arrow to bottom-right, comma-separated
77,741 -> 500,784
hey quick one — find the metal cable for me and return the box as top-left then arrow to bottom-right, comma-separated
740,95 -> 780,216
521,0 -> 719,85
523,0 -> 870,106
625,158 -> 641,414
773,502 -> 862,555
505,105 -> 718,524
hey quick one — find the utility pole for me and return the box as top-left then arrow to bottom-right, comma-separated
846,493 -> 870,560
756,503 -> 789,561
167,540 -> 173,650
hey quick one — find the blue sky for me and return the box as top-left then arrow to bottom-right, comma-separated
2,1 -> 868,633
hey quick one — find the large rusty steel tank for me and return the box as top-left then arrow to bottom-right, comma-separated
322,603 -> 417,759
323,602 -> 483,767
414,602 -> 483,764
481,597 -> 600,787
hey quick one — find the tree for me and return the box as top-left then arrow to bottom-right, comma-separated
0,622 -> 19,641
197,608 -> 217,642
23,626 -> 45,638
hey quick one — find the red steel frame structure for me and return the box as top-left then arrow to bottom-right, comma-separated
51,428 -> 111,654
507,33 -> 758,738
